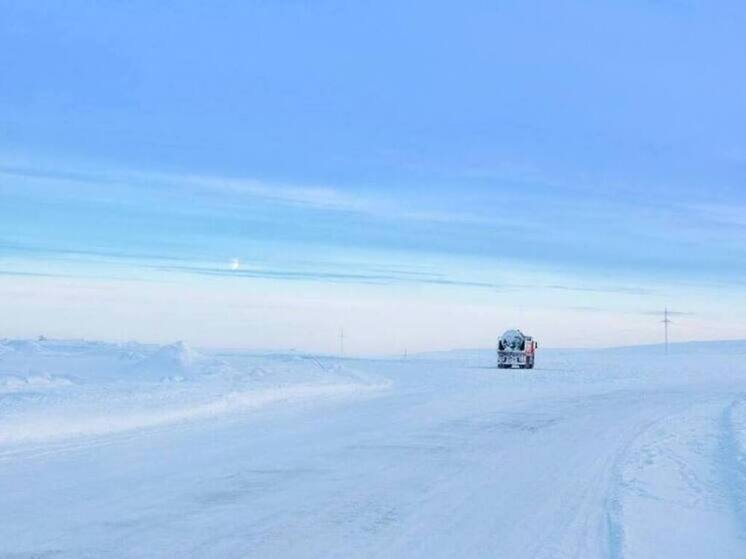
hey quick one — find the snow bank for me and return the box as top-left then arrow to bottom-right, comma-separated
0,338 -> 389,448
0,382 -> 382,446
0,373 -> 74,393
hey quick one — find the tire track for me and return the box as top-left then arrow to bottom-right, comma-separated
718,395 -> 746,537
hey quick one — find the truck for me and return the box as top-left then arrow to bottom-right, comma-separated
497,329 -> 537,369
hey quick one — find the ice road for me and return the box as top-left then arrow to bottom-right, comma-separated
1,339 -> 746,558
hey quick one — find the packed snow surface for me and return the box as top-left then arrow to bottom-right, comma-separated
2,338 -> 746,558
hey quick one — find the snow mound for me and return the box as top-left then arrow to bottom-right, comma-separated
0,373 -> 74,393
0,339 -> 44,355
129,341 -> 201,380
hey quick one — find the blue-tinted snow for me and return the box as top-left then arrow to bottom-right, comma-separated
1,339 -> 745,557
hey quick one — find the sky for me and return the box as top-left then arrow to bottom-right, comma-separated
1,1 -> 746,353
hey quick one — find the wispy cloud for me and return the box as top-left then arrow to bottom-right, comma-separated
545,284 -> 652,296
1,238 -> 653,297
0,270 -> 76,279
0,161 -> 504,227
4,156 -> 744,293
142,263 -> 654,296
182,175 -> 370,213
0,240 -> 194,264
171,173 -> 518,227
145,263 -> 508,290
641,309 -> 695,317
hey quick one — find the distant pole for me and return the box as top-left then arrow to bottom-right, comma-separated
339,327 -> 345,357
662,308 -> 673,354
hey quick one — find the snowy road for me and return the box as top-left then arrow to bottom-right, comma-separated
1,342 -> 746,558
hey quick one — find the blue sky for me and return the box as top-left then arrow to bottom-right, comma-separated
1,1 -> 745,352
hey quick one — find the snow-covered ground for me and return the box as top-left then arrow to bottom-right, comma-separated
1,339 -> 746,558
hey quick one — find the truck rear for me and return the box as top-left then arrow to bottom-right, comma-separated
497,329 -> 537,369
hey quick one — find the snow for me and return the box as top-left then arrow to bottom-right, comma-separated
0,339 -> 385,447
1,338 -> 746,557
499,328 -> 527,350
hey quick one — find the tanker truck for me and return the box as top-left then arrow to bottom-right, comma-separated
497,329 -> 537,369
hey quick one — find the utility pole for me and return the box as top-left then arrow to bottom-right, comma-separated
339,327 -> 345,358
662,308 -> 673,354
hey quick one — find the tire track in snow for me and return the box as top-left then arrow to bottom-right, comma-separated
718,395 -> 746,537
600,394 -> 727,559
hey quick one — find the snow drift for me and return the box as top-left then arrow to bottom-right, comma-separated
0,338 -> 388,447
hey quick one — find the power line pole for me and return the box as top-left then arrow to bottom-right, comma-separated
662,307 -> 672,354
339,327 -> 345,358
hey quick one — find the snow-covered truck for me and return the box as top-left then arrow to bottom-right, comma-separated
497,329 -> 537,369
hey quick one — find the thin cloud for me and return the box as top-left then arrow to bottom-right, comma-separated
146,263 -> 506,290
0,161 -> 506,227
178,173 -> 511,226
545,284 -> 652,296
641,310 -> 695,317
183,175 -> 371,213
142,262 -> 655,296
0,241 -> 196,265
